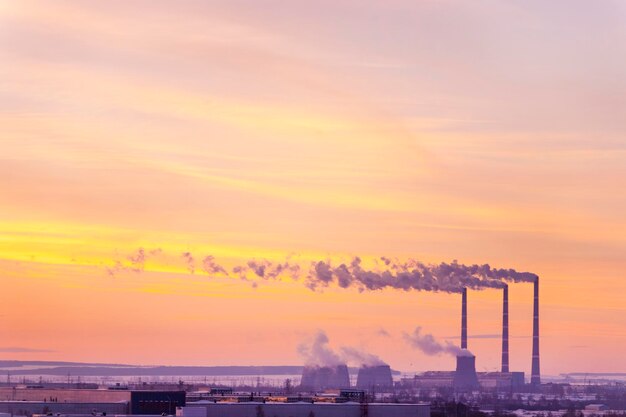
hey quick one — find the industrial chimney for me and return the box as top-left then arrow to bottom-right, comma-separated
461,287 -> 468,349
502,284 -> 509,373
531,277 -> 541,386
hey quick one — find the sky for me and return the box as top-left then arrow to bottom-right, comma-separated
1,0 -> 626,376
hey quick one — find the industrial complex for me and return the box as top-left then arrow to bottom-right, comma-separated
407,281 -> 538,392
3,277 -> 626,417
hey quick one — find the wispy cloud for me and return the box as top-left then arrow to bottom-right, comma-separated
376,328 -> 391,338
0,346 -> 55,353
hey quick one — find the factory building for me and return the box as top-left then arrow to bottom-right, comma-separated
407,370 -> 524,391
179,402 -> 430,417
130,390 -> 186,415
0,387 -> 185,416
478,372 -> 525,390
0,387 -> 130,403
409,372 -> 455,389
0,401 -> 129,417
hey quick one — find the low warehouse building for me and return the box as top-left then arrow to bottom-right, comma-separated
179,402 -> 430,417
0,401 -> 129,416
0,388 -> 185,416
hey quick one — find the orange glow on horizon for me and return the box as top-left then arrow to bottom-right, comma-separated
1,0 -> 626,376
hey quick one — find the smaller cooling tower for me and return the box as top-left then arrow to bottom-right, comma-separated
356,365 -> 393,390
453,349 -> 479,391
300,364 -> 350,391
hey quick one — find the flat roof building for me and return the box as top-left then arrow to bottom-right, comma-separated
179,402 -> 430,417
0,388 -> 185,416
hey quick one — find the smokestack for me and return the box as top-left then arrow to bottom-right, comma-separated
502,284 -> 509,373
461,288 -> 468,349
531,277 -> 541,386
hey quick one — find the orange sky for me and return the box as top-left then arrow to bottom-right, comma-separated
1,0 -> 626,376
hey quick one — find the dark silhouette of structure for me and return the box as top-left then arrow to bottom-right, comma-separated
531,277 -> 541,386
300,365 -> 350,391
461,288 -> 467,349
356,365 -> 393,390
502,284 -> 509,373
453,350 -> 479,390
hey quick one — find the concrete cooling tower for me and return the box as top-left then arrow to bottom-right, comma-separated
300,364 -> 350,390
355,365 -> 393,390
453,349 -> 479,391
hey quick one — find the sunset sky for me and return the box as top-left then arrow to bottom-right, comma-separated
1,0 -> 626,376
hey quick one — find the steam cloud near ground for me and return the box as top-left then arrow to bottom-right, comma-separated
297,331 -> 387,367
403,327 -> 465,356
105,248 -> 537,294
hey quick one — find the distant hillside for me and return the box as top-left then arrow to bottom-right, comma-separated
0,361 -> 401,376
0,360 -> 134,368
4,365 -> 303,376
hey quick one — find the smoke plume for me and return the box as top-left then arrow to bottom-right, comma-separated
106,249 -> 537,294
306,257 -> 536,293
297,331 -> 343,367
106,247 -> 162,276
297,331 -> 388,367
340,346 -> 386,367
181,252 -> 195,274
403,327 -> 464,356
202,256 -> 228,276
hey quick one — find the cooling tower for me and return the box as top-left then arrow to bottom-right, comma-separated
502,284 -> 509,373
355,365 -> 393,390
461,287 -> 468,349
300,364 -> 350,391
453,349 -> 479,390
531,277 -> 541,386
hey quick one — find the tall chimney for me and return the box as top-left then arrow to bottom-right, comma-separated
501,284 -> 509,373
531,277 -> 541,386
461,287 -> 468,349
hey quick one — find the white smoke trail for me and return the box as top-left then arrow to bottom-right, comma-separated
297,330 -> 388,367
403,326 -> 464,356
